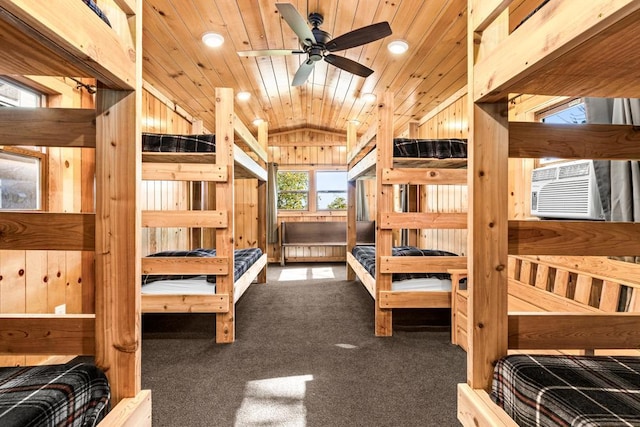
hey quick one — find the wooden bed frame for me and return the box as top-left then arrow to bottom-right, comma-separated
460,1 -> 640,425
345,92 -> 468,336
140,90 -> 268,344
0,0 -> 151,423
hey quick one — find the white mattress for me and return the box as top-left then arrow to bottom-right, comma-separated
391,277 -> 451,292
141,276 -> 215,295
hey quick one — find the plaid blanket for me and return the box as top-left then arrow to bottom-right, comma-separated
351,245 -> 457,281
0,363 -> 110,427
393,138 -> 467,159
82,0 -> 111,27
142,133 -> 216,153
492,354 -> 640,426
142,247 -> 263,285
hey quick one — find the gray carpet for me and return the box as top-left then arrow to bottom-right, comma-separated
142,263 -> 466,426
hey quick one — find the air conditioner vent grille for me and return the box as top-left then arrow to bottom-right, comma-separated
532,168 -> 557,182
537,180 -> 590,213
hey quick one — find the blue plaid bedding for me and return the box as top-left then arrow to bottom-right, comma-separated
492,354 -> 640,426
142,247 -> 263,285
82,0 -> 111,27
142,133 -> 216,153
351,245 -> 457,281
393,138 -> 467,159
0,363 -> 110,427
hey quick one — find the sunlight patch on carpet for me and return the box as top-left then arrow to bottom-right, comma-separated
235,374 -> 313,426
278,267 -> 336,282
335,343 -> 357,349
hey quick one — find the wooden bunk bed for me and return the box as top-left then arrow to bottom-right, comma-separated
459,1 -> 640,425
0,0 -> 151,425
346,92 -> 468,336
140,90 -> 268,344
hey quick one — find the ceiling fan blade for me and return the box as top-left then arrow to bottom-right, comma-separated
292,60 -> 315,86
238,49 -> 305,57
275,3 -> 316,47
324,54 -> 374,78
326,22 -> 392,52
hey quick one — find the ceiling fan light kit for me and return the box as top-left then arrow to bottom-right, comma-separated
202,32 -> 224,47
237,3 -> 393,86
388,39 -> 409,54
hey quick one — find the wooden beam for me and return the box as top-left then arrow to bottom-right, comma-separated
380,256 -> 467,273
141,257 -> 229,275
509,122 -> 640,159
347,123 -> 376,164
509,220 -> 640,256
234,113 -> 267,163
508,313 -> 640,349
383,168 -> 467,185
347,252 -> 375,299
142,210 -> 227,228
141,294 -> 229,313
0,314 -> 94,355
0,108 -> 96,147
378,291 -> 450,308
141,163 -> 227,182
469,0 -> 513,32
100,390 -> 152,427
458,384 -> 518,427
257,122 -> 268,283
380,212 -> 467,229
0,212 -> 94,250
0,1 -> 136,89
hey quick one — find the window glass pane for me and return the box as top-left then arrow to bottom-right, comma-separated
541,102 -> 586,124
316,171 -> 347,191
0,79 -> 40,107
277,171 -> 309,210
277,171 -> 308,191
317,192 -> 347,210
0,152 -> 41,210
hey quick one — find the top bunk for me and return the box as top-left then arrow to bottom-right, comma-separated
346,123 -> 467,181
0,0 -> 137,89
471,0 -> 640,102
141,114 -> 268,181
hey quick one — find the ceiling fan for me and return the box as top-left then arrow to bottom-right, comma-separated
237,3 -> 392,86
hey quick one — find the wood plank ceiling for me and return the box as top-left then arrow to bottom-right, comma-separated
142,0 -> 467,135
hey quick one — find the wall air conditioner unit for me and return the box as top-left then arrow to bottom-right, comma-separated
530,160 -> 604,220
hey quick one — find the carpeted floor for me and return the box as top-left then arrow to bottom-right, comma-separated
142,263 -> 466,426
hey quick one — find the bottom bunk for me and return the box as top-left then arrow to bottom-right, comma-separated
459,353 -> 640,427
0,362 -> 152,427
347,245 -> 464,308
141,248 -> 267,312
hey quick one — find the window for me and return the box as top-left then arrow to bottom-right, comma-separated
537,98 -> 586,164
316,171 -> 347,210
277,171 -> 309,210
0,78 -> 41,107
0,150 -> 42,210
277,168 -> 348,212
0,79 -> 45,210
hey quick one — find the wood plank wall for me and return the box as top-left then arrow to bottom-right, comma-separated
416,92 -> 469,256
0,77 -> 92,367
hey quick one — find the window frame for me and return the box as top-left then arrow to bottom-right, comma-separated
277,165 -> 347,216
0,147 -> 47,211
277,169 -> 310,212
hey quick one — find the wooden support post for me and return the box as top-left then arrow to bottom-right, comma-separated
407,121 -> 420,246
215,88 -> 235,343
346,121 -> 357,281
375,92 -> 394,336
257,121 -> 268,283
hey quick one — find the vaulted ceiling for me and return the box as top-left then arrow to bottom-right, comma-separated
142,0 -> 467,135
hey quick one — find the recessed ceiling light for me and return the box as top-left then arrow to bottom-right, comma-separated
350,119 -> 361,126
202,32 -> 224,47
361,93 -> 376,102
237,91 -> 251,101
388,39 -> 409,54
253,118 -> 264,126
